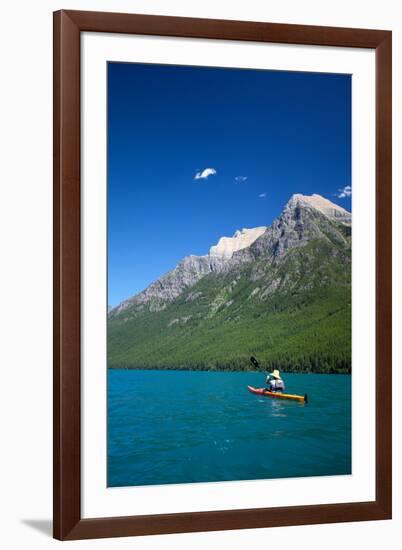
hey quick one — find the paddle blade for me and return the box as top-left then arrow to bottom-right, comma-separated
250,356 -> 260,369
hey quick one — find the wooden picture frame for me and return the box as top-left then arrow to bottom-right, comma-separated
53,10 -> 392,540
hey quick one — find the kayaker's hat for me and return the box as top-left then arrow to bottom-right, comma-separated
269,369 -> 281,380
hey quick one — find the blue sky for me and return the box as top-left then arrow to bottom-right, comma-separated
108,63 -> 351,306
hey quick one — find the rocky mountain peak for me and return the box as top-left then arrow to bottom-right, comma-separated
209,226 -> 267,259
286,193 -> 351,224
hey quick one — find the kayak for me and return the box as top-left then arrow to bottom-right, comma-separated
247,386 -> 307,404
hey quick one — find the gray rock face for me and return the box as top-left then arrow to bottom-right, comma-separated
111,254 -> 228,315
287,193 -> 351,224
109,193 -> 351,316
232,193 -> 349,263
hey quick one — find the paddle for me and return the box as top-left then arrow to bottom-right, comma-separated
250,356 -> 269,391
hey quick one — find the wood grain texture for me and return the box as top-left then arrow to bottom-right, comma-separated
53,10 -> 392,540
53,10 -> 81,541
66,10 -> 389,48
375,33 -> 392,518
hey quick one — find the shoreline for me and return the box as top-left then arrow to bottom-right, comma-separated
108,367 -> 351,375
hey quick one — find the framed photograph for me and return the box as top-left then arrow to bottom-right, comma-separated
53,10 -> 392,540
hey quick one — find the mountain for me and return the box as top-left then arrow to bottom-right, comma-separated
108,194 -> 352,373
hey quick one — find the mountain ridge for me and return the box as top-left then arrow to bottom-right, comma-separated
110,193 -> 350,316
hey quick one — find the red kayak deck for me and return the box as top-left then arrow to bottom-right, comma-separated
247,386 -> 307,403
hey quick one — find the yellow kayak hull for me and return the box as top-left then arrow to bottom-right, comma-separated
247,386 -> 307,403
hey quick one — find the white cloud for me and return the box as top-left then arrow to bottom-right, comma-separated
194,168 -> 217,180
335,185 -> 352,199
234,176 -> 248,183
258,193 -> 267,198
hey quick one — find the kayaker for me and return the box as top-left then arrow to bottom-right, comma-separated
266,369 -> 285,392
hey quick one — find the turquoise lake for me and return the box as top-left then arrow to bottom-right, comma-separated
108,370 -> 351,487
